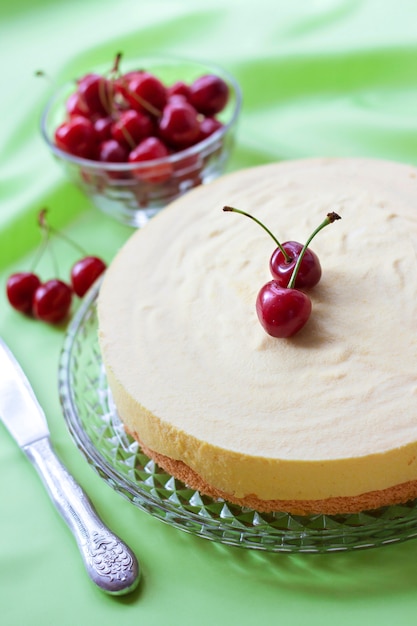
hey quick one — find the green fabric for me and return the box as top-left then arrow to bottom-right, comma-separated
2,0 -> 417,623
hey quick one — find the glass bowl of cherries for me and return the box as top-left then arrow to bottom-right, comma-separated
40,54 -> 242,227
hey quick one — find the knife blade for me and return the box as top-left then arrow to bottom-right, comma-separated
0,337 -> 140,595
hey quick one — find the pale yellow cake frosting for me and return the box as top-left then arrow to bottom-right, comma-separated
98,157 -> 417,512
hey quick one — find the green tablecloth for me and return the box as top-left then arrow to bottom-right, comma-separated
2,1 -> 417,623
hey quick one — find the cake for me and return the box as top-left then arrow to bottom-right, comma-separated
97,157 -> 417,515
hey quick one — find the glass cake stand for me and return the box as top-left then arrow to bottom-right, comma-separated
58,280 -> 417,553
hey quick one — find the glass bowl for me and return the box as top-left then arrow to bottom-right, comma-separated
58,279 -> 417,553
40,56 -> 242,227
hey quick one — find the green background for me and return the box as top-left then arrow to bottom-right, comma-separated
2,0 -> 417,624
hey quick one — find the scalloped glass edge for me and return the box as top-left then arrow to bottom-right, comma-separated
58,279 -> 417,553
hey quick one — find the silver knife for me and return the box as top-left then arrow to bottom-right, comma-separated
0,337 -> 140,595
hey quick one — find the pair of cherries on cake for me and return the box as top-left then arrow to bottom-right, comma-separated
223,206 -> 341,338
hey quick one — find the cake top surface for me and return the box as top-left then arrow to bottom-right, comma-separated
98,157 -> 417,463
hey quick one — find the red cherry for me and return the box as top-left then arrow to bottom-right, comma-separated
65,92 -> 89,117
54,116 -> 97,159
167,94 -> 188,106
167,81 -> 191,100
172,152 -> 200,174
6,272 -> 41,315
98,139 -> 128,163
125,72 -> 167,115
77,73 -> 111,116
158,100 -> 200,148
32,279 -> 73,324
71,256 -> 106,297
256,281 -> 312,338
198,116 -> 223,141
93,116 -> 113,142
128,137 -> 172,183
114,70 -> 142,100
111,109 -> 154,148
189,74 -> 229,116
128,136 -> 169,161
270,241 -> 322,289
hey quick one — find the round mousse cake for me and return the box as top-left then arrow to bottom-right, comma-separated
98,157 -> 417,515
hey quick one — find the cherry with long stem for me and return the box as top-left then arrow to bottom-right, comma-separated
38,208 -> 86,256
223,205 -> 324,288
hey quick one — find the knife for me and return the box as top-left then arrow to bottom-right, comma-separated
0,337 -> 140,595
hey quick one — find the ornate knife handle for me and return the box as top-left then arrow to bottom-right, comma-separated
24,436 -> 140,595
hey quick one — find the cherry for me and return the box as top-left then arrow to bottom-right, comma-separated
275,212 -> 341,291
71,256 -> 106,297
198,116 -> 223,141
167,94 -> 188,106
32,279 -> 72,324
158,100 -> 200,148
66,92 -> 89,117
128,136 -> 169,161
125,71 -> 167,116
167,80 -> 191,100
98,139 -> 128,163
189,74 -> 229,116
55,115 -> 97,159
270,241 -> 321,289
111,109 -> 154,148
128,137 -> 172,183
94,116 -> 113,142
6,272 -> 41,315
77,73 -> 111,116
256,281 -> 312,338
223,206 -> 323,289
114,70 -> 145,102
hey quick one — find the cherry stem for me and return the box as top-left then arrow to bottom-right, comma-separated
223,206 -> 291,262
99,81 -> 113,117
119,123 -> 137,150
287,211 -> 341,289
111,52 -> 122,75
34,70 -> 57,90
98,52 -> 124,118
30,219 -> 51,273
